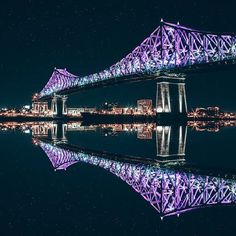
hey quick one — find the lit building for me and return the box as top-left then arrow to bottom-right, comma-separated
112,108 -> 123,114
67,108 -> 84,116
67,108 -> 96,116
32,102 -> 49,114
137,99 -> 152,113
84,108 -> 96,113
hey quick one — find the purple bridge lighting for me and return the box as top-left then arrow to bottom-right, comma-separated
37,140 -> 236,218
37,21 -> 236,99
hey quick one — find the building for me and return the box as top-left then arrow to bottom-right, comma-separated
67,108 -> 84,116
32,102 -> 49,114
112,108 -> 123,114
67,108 -> 96,116
137,99 -> 152,113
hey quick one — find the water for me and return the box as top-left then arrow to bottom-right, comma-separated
1,121 -> 236,235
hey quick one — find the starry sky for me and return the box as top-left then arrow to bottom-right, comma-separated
1,0 -> 236,111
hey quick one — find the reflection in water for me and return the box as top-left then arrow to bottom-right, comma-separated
35,122 -> 187,162
1,120 -> 236,134
188,120 -> 236,132
1,120 -> 236,219
1,120 -> 236,160
156,125 -> 187,159
35,139 -> 236,218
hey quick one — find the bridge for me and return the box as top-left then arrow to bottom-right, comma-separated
34,21 -> 236,118
36,139 -> 236,218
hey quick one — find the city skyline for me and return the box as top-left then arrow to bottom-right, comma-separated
1,1 -> 236,111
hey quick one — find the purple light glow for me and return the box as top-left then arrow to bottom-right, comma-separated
38,21 -> 236,98
39,140 -> 236,217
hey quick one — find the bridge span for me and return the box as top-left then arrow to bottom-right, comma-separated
35,21 -> 236,118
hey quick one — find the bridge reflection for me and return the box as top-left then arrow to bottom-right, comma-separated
1,120 -> 236,217
1,120 -> 236,161
36,139 -> 236,218
39,122 -> 187,161
31,121 -> 235,161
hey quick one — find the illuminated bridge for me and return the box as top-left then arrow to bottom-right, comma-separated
35,21 -> 236,117
37,139 -> 236,218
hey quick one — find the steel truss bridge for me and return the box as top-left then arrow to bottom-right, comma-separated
37,139 -> 236,218
37,21 -> 236,100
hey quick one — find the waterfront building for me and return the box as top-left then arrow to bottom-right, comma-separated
137,99 -> 152,114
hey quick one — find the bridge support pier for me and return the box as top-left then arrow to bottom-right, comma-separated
62,96 -> 68,115
156,77 -> 187,122
51,95 -> 58,116
51,94 -> 68,117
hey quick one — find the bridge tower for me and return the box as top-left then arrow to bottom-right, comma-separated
51,94 -> 68,117
62,95 -> 68,115
156,77 -> 187,120
51,95 -> 58,116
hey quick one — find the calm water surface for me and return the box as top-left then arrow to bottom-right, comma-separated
1,121 -> 236,235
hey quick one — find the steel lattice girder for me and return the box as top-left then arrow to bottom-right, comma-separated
38,22 -> 236,98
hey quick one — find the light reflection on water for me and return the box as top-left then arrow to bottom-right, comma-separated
1,121 -> 236,235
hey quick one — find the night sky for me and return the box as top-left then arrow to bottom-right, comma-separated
1,0 -> 236,111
